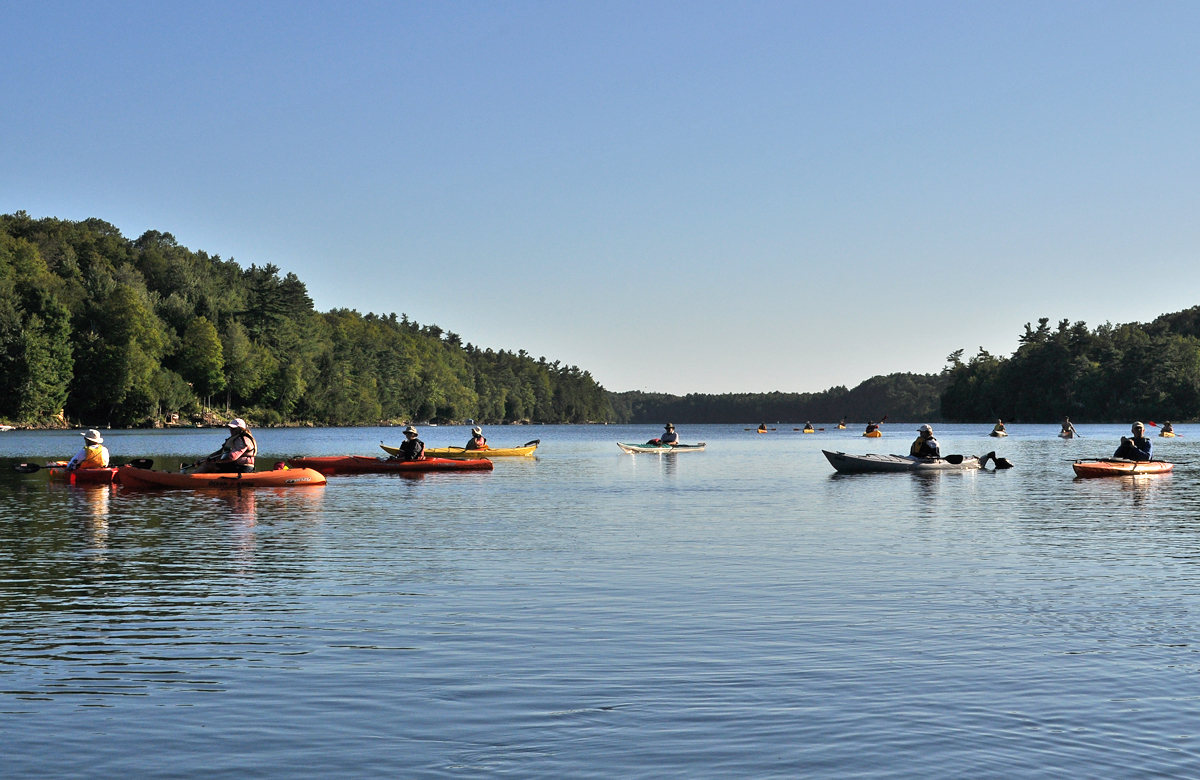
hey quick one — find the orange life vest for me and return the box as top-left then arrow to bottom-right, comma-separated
77,445 -> 109,470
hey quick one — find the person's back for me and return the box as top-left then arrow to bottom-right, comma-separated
68,430 -> 109,470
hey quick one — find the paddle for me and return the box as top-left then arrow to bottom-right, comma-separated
13,458 -> 153,473
522,439 -> 541,448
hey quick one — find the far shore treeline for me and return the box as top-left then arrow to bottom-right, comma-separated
6,212 -> 1200,428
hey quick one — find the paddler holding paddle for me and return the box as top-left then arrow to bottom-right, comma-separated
910,424 -> 941,459
1113,422 -> 1152,461
67,429 -> 110,471
659,423 -> 679,445
191,418 -> 257,473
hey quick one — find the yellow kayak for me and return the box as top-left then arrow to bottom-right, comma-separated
380,440 -> 539,459
1160,431 -> 1177,438
863,430 -> 882,438
837,424 -> 846,429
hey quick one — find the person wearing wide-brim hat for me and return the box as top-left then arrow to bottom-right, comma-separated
192,418 -> 257,473
393,425 -> 426,462
465,425 -> 489,451
67,429 -> 110,471
1114,421 -> 1153,462
909,424 -> 941,459
659,423 -> 679,446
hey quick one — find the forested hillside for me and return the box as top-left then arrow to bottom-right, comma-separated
608,373 -> 948,424
941,314 -> 1200,422
0,212 -> 612,426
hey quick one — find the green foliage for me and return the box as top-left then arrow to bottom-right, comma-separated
179,316 -> 225,400
609,372 -> 948,423
0,212 -> 615,425
941,317 -> 1200,422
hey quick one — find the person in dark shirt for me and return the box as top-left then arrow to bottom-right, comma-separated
909,424 -> 941,459
1162,421 -> 1175,434
864,420 -> 879,434
465,426 -> 488,450
394,425 -> 426,461
1113,422 -> 1152,461
659,423 -> 679,445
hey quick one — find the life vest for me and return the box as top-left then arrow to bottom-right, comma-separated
226,430 -> 257,466
78,444 -> 109,470
466,436 -> 488,450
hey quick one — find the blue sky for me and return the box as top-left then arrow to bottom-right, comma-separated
4,1 -> 1199,394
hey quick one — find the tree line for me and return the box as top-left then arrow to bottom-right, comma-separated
608,373 -> 949,424
941,313 -> 1200,422
0,212 -> 613,426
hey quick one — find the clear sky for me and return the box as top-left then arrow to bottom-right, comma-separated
4,1 -> 1199,395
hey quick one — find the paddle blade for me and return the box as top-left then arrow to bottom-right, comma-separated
13,462 -> 41,473
944,454 -> 964,465
995,457 -> 1014,469
1148,421 -> 1159,427
522,439 -> 541,448
880,415 -> 889,423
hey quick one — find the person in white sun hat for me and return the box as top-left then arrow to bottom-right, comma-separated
465,426 -> 489,451
192,418 -> 257,473
909,424 -> 941,459
67,429 -> 110,471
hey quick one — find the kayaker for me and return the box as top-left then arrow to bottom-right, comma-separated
393,425 -> 426,461
1061,417 -> 1077,436
193,418 -> 257,473
1113,422 -> 1153,461
993,419 -> 1006,434
465,426 -> 489,450
757,422 -> 768,433
66,429 -> 110,471
1162,421 -> 1175,434
659,423 -> 679,445
864,420 -> 880,435
803,422 -> 815,433
909,424 -> 941,459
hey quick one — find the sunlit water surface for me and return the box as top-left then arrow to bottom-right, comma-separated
2,423 -> 1199,778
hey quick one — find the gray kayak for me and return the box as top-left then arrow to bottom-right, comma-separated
823,450 -> 983,474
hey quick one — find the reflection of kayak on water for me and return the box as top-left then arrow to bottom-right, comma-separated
1072,459 -> 1173,478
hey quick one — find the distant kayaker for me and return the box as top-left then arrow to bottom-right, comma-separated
803,422 -> 815,432
193,418 -> 257,473
993,419 -> 1006,434
67,429 -> 110,471
864,420 -> 880,435
394,425 -> 426,461
757,422 -> 768,433
1061,417 -> 1077,436
659,423 -> 679,445
465,426 -> 489,450
1113,422 -> 1153,461
910,424 -> 941,459
1162,421 -> 1175,434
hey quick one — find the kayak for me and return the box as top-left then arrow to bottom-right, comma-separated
863,430 -> 882,438
823,450 -> 982,474
990,430 -> 1008,437
379,441 -> 538,459
802,429 -> 816,434
1072,459 -> 1173,478
617,442 -> 706,454
117,465 -> 327,489
287,455 -> 493,474
1159,432 -> 1177,438
1059,431 -> 1075,439
837,425 -> 847,430
48,465 -> 119,485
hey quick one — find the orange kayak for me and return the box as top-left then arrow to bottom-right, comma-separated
117,466 -> 327,489
286,455 -> 493,475
1072,459 -> 1174,478
47,466 -> 119,485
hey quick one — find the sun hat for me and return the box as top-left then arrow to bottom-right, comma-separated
227,418 -> 247,429
1132,421 -> 1145,430
404,425 -> 418,435
918,424 -> 933,433
472,426 -> 482,435
664,423 -> 674,430
82,429 -> 103,444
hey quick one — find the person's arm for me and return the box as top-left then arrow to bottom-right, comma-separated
66,448 -> 86,470
1139,438 -> 1153,459
225,436 -> 251,462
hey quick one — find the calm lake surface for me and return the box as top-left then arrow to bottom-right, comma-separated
2,423 -> 1199,778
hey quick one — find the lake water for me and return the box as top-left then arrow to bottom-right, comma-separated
2,423 -> 1198,778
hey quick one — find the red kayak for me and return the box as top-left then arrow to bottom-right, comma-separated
118,466 -> 327,489
1072,459 -> 1174,478
47,465 -> 119,485
286,455 -> 494,475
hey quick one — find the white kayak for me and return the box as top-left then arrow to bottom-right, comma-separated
617,442 -> 706,454
823,450 -> 983,474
